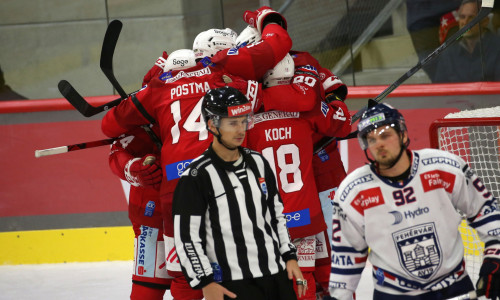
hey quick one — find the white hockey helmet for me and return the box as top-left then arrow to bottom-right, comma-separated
164,49 -> 196,72
263,53 -> 295,88
192,28 -> 237,59
236,25 -> 262,47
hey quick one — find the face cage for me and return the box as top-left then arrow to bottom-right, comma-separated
358,122 -> 406,150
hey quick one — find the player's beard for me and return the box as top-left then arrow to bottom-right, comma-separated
376,149 -> 400,170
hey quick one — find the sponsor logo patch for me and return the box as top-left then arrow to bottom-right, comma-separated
284,208 -> 311,228
259,178 -> 267,195
350,187 -> 385,215
340,174 -> 373,202
144,201 -> 155,217
135,225 -> 159,278
165,159 -> 193,180
228,103 -> 252,116
420,170 -> 455,193
421,156 -> 460,168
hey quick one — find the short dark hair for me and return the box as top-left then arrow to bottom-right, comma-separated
461,0 -> 481,6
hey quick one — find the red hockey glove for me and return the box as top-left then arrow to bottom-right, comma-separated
321,69 -> 347,103
243,6 -> 287,34
477,257 -> 500,299
124,154 -> 162,190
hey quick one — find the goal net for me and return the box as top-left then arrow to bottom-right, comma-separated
429,106 -> 500,284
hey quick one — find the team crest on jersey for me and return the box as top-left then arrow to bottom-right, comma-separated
259,178 -> 267,195
392,223 -> 442,281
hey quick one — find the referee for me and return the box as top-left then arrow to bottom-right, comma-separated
172,86 -> 305,300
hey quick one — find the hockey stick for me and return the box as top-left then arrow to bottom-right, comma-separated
59,20 -> 140,118
58,80 -> 122,117
35,137 -> 119,158
100,19 -> 128,99
313,0 -> 495,155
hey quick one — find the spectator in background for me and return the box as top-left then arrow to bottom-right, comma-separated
0,66 -> 27,100
434,0 -> 500,83
405,0 -> 461,82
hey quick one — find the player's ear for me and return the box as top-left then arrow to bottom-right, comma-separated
207,118 -> 215,131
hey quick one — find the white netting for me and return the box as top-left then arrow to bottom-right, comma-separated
434,106 -> 500,284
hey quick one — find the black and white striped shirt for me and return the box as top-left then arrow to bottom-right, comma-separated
173,145 -> 297,289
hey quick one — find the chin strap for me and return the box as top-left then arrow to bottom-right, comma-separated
210,128 -> 238,151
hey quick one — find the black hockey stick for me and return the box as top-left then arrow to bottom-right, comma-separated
58,20 -> 126,117
313,0 -> 495,155
35,137 -> 119,158
58,80 -> 122,117
100,19 -> 128,99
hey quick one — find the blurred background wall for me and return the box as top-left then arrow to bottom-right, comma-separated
3,0 -> 498,101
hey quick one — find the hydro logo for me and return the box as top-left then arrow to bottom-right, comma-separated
389,207 -> 430,225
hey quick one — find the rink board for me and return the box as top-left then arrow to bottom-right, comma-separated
1,83 -> 499,265
0,226 -> 134,264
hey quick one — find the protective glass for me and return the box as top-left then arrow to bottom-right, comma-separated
358,124 -> 397,150
216,114 -> 254,132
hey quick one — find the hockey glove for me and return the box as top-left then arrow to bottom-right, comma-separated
243,6 -> 287,34
477,257 -> 500,299
322,72 -> 347,103
124,154 -> 162,190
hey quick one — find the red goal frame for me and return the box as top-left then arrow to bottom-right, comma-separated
429,117 -> 500,149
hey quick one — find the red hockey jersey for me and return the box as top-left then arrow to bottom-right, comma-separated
246,99 -> 351,239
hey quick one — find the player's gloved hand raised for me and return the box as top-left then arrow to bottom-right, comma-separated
124,154 -> 162,190
243,6 -> 287,34
477,257 -> 500,299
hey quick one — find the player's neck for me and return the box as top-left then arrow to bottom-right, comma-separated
463,36 -> 480,53
378,150 -> 411,178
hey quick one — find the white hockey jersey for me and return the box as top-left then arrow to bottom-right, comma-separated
330,148 -> 500,297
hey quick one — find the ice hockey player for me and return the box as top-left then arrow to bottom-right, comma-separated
246,54 -> 351,300
328,102 -> 500,299
235,25 -> 351,298
107,49 -> 196,300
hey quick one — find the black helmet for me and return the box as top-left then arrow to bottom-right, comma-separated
357,103 -> 408,150
202,86 -> 254,129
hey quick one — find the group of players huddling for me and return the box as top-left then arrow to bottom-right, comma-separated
98,5 -> 500,300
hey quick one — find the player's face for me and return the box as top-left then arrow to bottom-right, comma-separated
366,126 -> 403,167
459,2 -> 482,38
218,115 -> 249,148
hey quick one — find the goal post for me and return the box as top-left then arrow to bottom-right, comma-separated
429,106 -> 500,284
